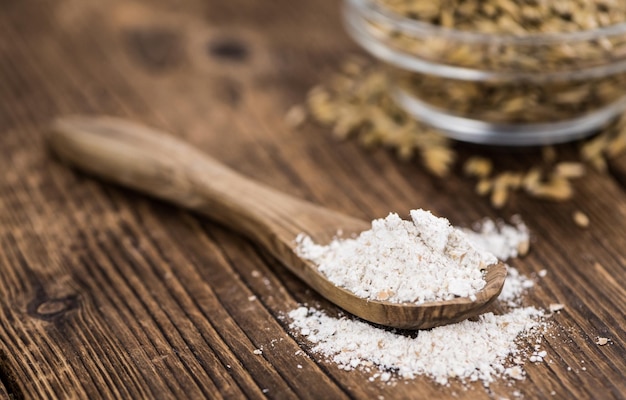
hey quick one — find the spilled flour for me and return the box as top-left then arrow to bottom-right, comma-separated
296,209 -> 496,303
289,305 -> 543,385
288,214 -> 548,386
461,216 -> 530,261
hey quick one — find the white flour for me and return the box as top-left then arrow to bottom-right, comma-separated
461,216 -> 529,261
288,215 -> 546,386
296,210 -> 497,303
499,266 -> 535,307
289,305 -> 543,385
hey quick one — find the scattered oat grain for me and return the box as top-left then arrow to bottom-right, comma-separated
573,210 -> 590,228
555,162 -> 585,178
303,58 -> 626,209
464,157 -> 493,178
527,177 -> 573,201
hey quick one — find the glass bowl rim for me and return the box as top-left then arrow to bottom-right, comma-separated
351,0 -> 626,45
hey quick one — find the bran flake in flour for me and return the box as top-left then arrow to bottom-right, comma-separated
289,214 -> 547,386
296,209 -> 497,303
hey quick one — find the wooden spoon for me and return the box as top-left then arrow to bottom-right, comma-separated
49,116 -> 506,330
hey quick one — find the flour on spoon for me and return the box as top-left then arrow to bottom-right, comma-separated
296,209 -> 497,303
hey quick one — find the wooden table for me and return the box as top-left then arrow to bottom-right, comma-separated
1,0 -> 625,398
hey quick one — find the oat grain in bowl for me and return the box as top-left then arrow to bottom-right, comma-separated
343,0 -> 626,145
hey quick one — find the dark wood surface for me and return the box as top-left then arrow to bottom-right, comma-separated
1,0 -> 625,398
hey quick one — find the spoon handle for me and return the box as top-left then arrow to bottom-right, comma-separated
49,116 -> 362,277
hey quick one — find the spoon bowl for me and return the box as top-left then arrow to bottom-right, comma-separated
49,116 -> 506,329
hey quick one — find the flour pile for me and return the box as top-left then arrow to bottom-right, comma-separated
289,305 -> 543,385
296,209 -> 497,303
289,214 -> 546,386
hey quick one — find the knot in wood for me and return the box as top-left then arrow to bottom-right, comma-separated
208,38 -> 249,62
124,27 -> 184,72
27,294 -> 79,321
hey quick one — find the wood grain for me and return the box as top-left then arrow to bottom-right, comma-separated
1,0 -> 625,399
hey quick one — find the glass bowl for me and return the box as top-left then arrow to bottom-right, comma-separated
343,0 -> 626,145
